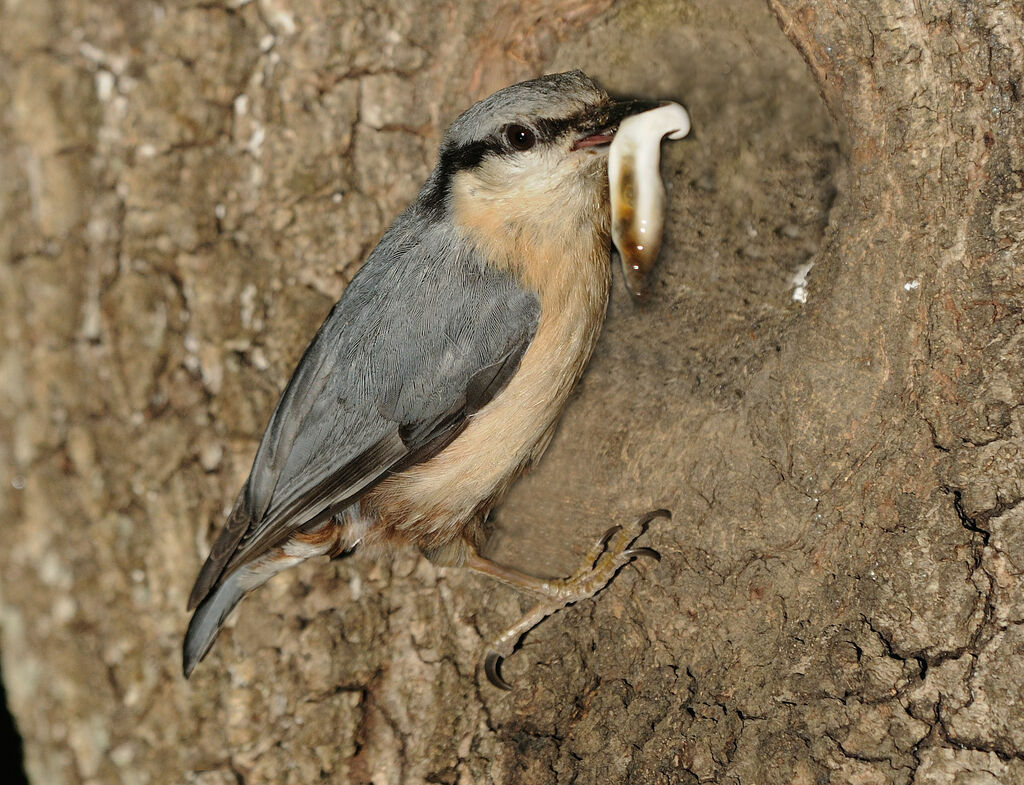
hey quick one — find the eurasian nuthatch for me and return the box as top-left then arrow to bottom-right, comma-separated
184,70 -> 675,687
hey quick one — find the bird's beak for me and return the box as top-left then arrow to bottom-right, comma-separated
571,99 -> 665,151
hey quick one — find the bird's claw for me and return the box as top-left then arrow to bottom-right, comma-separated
481,508 -> 670,690
598,524 -> 622,548
638,508 -> 672,526
484,651 -> 513,691
625,546 -> 661,562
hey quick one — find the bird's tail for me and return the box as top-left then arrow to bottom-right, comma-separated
182,519 -> 354,678
182,570 -> 246,678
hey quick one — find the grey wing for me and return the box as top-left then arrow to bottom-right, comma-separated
187,225 -> 540,610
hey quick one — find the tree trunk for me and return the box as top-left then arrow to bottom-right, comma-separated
1,0 -> 1022,782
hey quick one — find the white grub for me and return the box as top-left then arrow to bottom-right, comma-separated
790,261 -> 814,304
904,279 -> 920,291
609,102 -> 690,298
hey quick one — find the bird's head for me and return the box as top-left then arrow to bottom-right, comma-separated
420,71 -> 660,245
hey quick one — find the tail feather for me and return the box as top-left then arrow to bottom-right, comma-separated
187,489 -> 253,612
183,520 -> 352,678
182,571 -> 246,678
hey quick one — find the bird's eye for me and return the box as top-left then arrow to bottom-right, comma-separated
504,124 -> 536,152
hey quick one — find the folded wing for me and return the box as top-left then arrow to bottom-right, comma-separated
187,217 -> 541,610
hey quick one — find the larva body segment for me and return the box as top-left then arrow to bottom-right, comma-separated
609,102 -> 691,298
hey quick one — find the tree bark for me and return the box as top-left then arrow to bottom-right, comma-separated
1,0 -> 1022,783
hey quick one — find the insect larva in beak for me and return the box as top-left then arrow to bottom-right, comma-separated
609,102 -> 691,299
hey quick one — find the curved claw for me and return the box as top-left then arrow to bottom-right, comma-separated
638,508 -> 672,526
484,651 -> 513,690
599,524 -> 622,548
625,546 -> 661,562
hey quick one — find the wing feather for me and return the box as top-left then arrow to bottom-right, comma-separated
187,213 -> 541,609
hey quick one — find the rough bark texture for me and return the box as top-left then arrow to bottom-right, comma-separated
1,0 -> 1022,783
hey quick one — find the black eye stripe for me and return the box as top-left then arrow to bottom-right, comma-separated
442,139 -> 503,171
420,108 -> 599,217
441,107 -> 600,172
533,113 -> 587,140
420,138 -> 504,217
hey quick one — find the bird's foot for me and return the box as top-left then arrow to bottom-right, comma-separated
483,508 -> 670,690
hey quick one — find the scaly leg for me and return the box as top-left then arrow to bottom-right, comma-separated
467,509 -> 670,689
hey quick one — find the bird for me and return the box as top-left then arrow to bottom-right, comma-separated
183,70 -> 670,688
